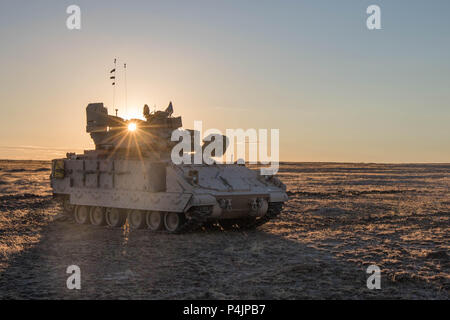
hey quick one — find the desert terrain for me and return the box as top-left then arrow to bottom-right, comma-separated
0,160 -> 448,299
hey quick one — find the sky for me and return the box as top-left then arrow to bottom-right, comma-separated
0,0 -> 449,162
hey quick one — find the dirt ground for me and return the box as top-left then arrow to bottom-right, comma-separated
0,160 -> 448,299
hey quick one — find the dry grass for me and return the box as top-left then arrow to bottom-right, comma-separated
0,160 -> 448,299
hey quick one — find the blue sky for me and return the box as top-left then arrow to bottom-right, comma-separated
0,0 -> 449,161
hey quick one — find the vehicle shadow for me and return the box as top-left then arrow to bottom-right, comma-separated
1,207 -> 445,299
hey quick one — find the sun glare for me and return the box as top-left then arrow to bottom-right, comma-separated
128,122 -> 137,132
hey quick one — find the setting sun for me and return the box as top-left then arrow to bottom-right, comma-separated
127,122 -> 137,132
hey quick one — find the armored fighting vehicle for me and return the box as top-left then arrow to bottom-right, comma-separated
50,102 -> 288,233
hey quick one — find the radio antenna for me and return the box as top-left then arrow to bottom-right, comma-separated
110,58 -> 117,114
124,62 -> 128,115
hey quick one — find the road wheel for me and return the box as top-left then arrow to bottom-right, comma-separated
74,205 -> 90,224
164,212 -> 186,233
128,210 -> 146,229
90,206 -> 107,226
105,208 -> 127,227
146,211 -> 164,231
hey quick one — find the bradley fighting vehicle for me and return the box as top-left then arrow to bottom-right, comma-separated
50,102 -> 288,233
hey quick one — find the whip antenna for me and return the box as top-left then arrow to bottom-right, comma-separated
110,58 -> 117,114
124,62 -> 128,115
